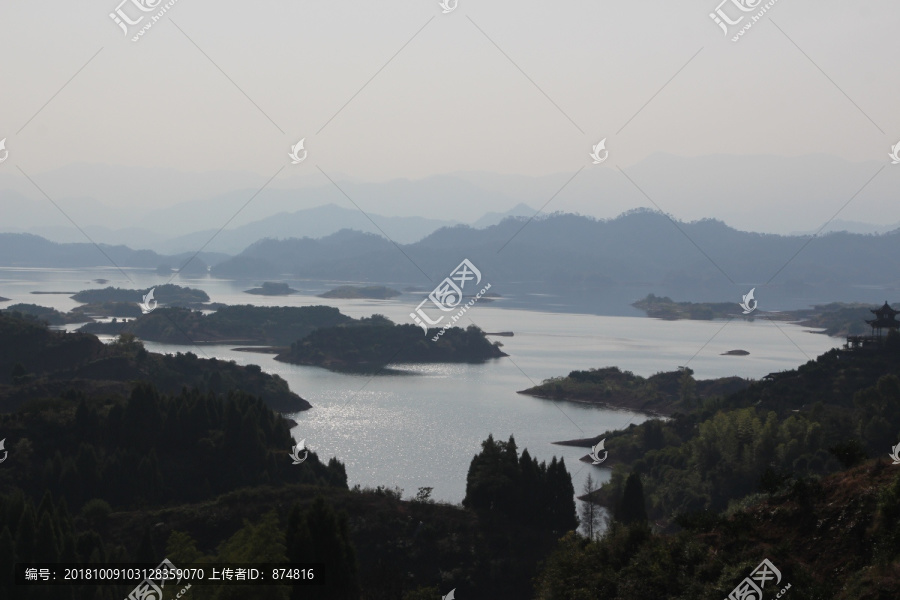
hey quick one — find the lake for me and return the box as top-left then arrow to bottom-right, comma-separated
0,267 -> 842,505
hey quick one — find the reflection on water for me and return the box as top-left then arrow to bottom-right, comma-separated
4,267 -> 841,504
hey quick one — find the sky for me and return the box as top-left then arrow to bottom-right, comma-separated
0,0 -> 899,234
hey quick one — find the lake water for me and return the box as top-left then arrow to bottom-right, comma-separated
0,267 -> 842,505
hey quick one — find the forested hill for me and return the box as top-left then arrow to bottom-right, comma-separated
590,336 -> 900,522
0,312 -> 308,412
80,304 -> 353,346
210,211 -> 900,301
519,366 -> 750,416
0,232 -> 225,269
275,319 -> 508,372
531,334 -> 900,597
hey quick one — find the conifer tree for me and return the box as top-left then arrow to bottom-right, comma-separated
286,498 -> 359,600
34,512 -> 59,563
15,504 -> 36,564
615,472 -> 648,526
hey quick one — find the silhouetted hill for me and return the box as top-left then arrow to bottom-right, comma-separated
209,210 -> 900,305
0,232 -> 227,269
275,320 -> 508,372
520,366 -> 750,416
0,312 -> 308,412
79,305 -> 354,346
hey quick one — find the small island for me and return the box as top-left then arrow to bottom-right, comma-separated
80,305 -> 353,346
633,294 -> 900,339
72,283 -> 210,305
245,282 -> 299,296
632,293 -> 755,320
0,296 -> 8,303
71,301 -> 143,319
319,285 -> 402,300
275,317 -> 507,372
519,366 -> 750,416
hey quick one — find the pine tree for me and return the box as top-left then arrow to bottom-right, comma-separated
547,457 -> 577,534
15,503 -> 36,564
133,527 -> 157,564
614,472 -> 648,526
286,498 -> 359,600
580,472 -> 603,539
34,512 -> 59,563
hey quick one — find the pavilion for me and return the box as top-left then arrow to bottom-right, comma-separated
865,301 -> 900,338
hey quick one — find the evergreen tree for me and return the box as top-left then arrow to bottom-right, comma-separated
286,498 -> 359,600
134,527 -> 157,564
36,491 -> 54,520
54,498 -> 78,563
546,457 -> 578,534
34,512 -> 59,563
615,472 -> 648,526
580,472 -> 603,539
15,503 -> 36,564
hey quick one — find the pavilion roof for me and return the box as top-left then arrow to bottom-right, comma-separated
870,301 -> 899,317
866,317 -> 900,329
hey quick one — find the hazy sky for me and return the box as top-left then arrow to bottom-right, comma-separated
1,0 -> 899,231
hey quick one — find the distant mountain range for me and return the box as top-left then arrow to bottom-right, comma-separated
0,232 -> 226,271
1,198 -> 535,254
2,153 -> 898,250
208,209 -> 900,307
3,209 -> 899,310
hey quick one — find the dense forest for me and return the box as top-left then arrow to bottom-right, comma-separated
0,312 -> 307,412
71,285 -> 211,305
79,304 -> 353,346
519,366 -> 750,416
275,317 -> 508,371
2,313 -> 900,598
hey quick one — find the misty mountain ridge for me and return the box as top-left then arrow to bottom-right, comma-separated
0,232 -> 227,271
1,200 -> 535,254
2,153 -> 897,247
208,209 -> 900,307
